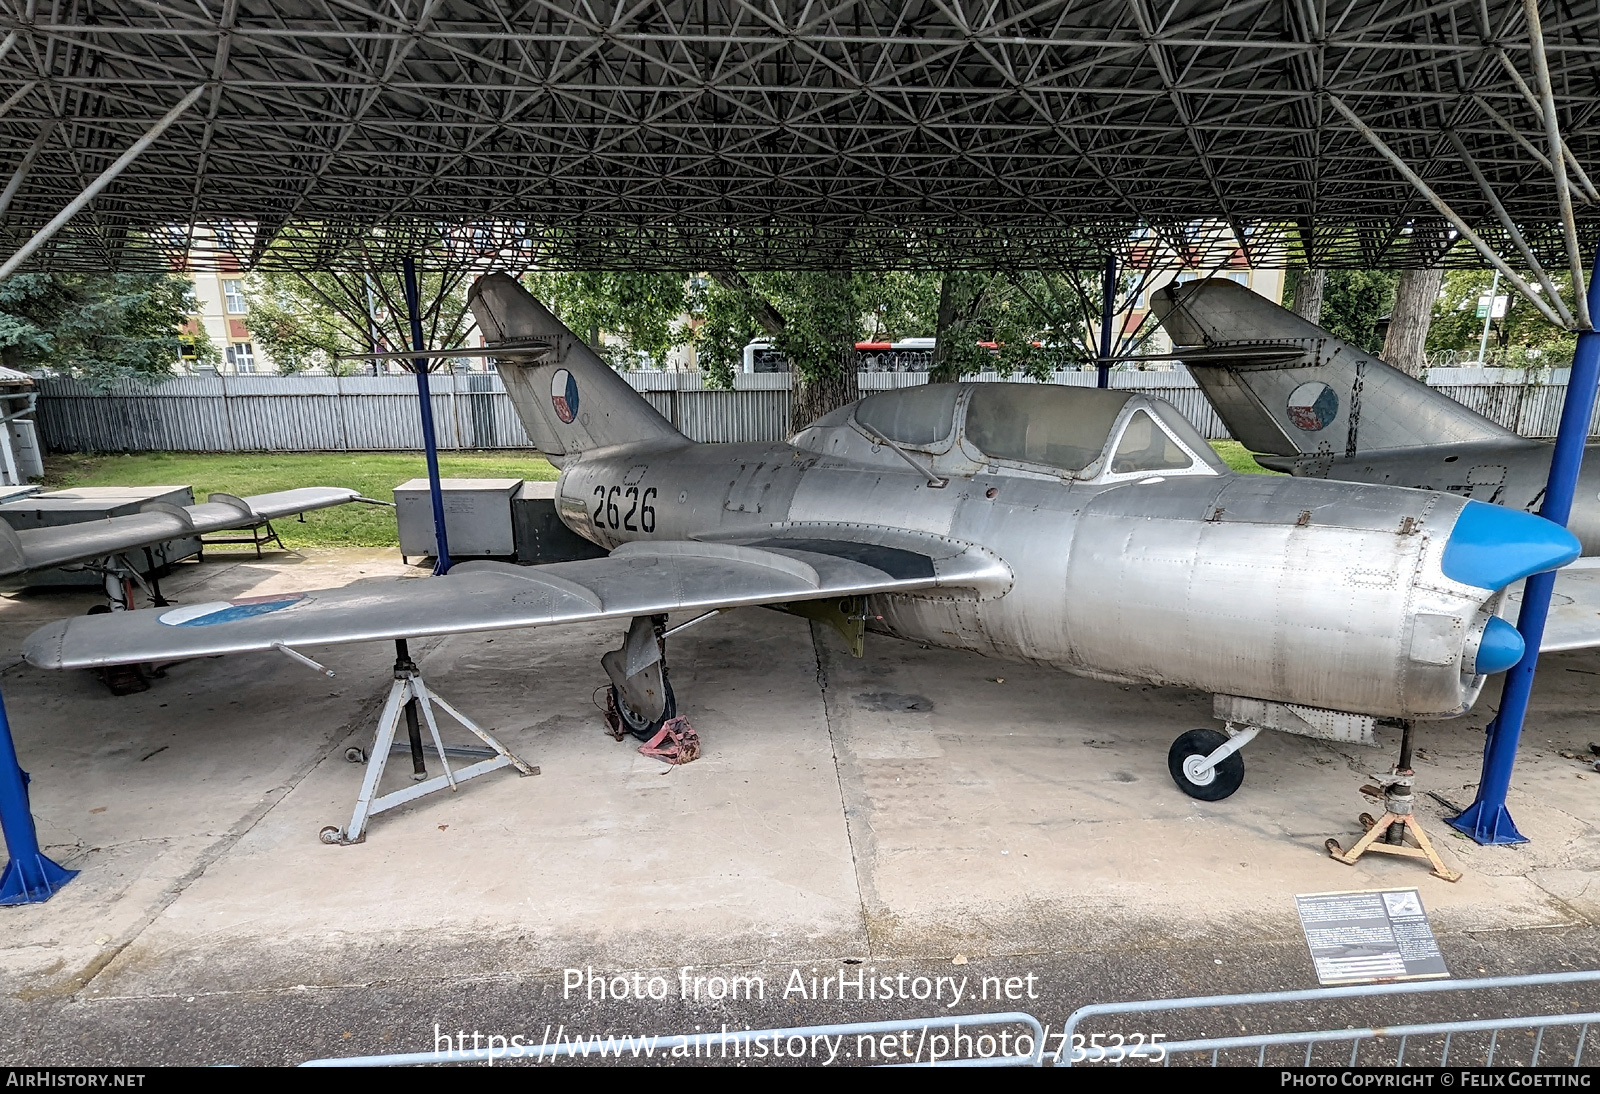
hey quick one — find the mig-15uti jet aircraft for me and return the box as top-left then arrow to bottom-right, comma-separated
1151,277 -> 1600,650
18,274 -> 1588,827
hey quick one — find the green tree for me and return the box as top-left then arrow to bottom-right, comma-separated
1316,270 -> 1399,353
686,275 -> 771,389
0,272 -> 209,386
521,271 -> 690,369
1427,269 -> 1576,367
245,268 -> 476,374
858,271 -> 942,344
930,268 -> 1162,382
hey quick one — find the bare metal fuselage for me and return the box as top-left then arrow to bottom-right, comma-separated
552,415 -> 1499,724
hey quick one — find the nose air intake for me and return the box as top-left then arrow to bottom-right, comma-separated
1442,500 -> 1581,590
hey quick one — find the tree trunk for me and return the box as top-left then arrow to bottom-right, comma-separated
1292,268 -> 1326,324
709,270 -> 787,336
930,276 -> 961,384
791,346 -> 860,433
930,274 -> 984,384
1381,267 -> 1444,378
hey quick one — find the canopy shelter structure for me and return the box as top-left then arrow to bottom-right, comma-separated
0,0 -> 1592,277
0,0 -> 1598,899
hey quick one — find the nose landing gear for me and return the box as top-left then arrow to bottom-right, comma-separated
1167,724 -> 1260,800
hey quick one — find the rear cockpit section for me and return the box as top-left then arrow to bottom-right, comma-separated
963,386 -> 1130,473
791,382 -> 1225,483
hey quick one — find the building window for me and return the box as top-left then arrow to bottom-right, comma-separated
223,280 -> 247,314
1228,272 -> 1250,287
227,342 -> 256,373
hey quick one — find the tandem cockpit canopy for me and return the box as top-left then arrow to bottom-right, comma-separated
833,382 -> 1225,482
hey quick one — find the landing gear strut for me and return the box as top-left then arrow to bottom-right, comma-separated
601,614 -> 676,741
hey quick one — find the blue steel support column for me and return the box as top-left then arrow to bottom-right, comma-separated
1450,247 -> 1600,845
401,256 -> 453,575
0,689 -> 75,904
1097,254 -> 1117,389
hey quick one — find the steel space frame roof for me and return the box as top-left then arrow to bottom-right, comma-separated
0,0 -> 1596,281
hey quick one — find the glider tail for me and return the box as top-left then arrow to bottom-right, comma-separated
468,273 -> 687,465
1150,279 -> 1517,460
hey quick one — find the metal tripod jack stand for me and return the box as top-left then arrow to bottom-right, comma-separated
1326,720 -> 1461,883
320,640 -> 538,845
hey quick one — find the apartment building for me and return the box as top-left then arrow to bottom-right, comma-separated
180,266 -> 276,375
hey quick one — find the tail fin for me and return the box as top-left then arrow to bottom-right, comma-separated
468,273 -> 687,464
1151,279 -> 1517,458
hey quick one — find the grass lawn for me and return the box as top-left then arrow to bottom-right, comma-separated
41,451 -> 558,548
39,440 -> 1272,549
1209,440 -> 1272,474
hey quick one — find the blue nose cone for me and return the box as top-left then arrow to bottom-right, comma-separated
1472,616 -> 1526,675
1442,500 -> 1581,590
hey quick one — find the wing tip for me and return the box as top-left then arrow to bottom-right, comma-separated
21,618 -> 70,670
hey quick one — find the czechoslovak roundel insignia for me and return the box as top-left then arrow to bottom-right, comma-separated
1286,381 -> 1339,431
551,369 -> 579,424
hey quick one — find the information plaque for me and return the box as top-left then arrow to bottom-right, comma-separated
1295,888 -> 1449,985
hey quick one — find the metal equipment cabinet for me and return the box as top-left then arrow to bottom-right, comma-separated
394,478 -> 522,560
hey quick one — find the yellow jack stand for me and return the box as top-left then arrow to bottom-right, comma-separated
1325,721 -> 1462,883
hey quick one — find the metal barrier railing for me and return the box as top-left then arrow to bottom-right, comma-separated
299,1011 -> 1046,1067
1058,969 -> 1600,1067
295,970 -> 1600,1067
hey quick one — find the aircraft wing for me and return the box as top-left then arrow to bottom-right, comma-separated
0,487 -> 362,577
1515,558 -> 1600,654
22,532 -> 1012,670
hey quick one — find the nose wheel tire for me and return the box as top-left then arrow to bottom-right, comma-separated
1168,728 -> 1245,801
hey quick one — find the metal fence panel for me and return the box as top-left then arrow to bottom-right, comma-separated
32,370 -> 1598,454
1059,968 -> 1600,1068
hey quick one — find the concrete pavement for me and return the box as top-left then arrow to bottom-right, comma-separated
1,547 -> 1599,1064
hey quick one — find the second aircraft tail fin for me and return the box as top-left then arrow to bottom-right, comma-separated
1151,279 -> 1517,459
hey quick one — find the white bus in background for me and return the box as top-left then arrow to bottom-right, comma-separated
741,336 -> 937,373
742,340 -> 789,373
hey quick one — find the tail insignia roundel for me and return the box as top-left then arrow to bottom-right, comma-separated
1286,381 -> 1339,432
551,368 -> 580,424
